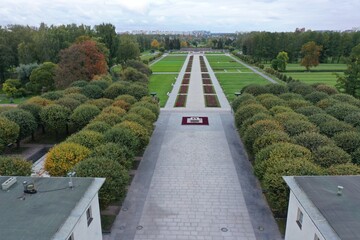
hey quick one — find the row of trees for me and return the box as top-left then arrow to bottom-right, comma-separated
236,30 -> 360,63
232,82 -> 360,216
0,23 -> 142,82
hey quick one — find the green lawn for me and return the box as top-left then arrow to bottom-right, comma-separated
216,73 -> 270,101
149,74 -> 177,107
206,55 -> 252,73
263,63 -> 346,86
140,51 -> 159,61
150,56 -> 187,72
0,94 -> 31,104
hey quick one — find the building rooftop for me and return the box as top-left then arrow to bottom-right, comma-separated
284,175 -> 360,240
0,176 -> 104,240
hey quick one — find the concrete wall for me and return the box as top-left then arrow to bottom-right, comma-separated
72,193 -> 102,240
285,191 -> 325,240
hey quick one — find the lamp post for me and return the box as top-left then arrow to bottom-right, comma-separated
234,92 -> 241,97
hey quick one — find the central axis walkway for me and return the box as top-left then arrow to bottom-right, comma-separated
105,54 -> 282,240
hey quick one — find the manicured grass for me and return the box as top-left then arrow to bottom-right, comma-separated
0,94 -> 31,104
149,74 -> 177,107
216,73 -> 270,101
264,63 -> 346,86
150,56 -> 187,72
206,55 -> 252,73
140,51 -> 160,61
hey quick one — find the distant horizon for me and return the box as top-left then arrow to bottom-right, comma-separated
1,0 -> 359,33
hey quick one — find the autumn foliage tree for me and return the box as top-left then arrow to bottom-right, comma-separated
55,40 -> 108,89
300,41 -> 322,71
151,39 -> 160,50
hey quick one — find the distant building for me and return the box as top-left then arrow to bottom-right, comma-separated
283,175 -> 360,240
295,28 -> 306,33
0,176 -> 105,240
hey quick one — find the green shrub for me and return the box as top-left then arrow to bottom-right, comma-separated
326,163 -> 360,175
103,83 -> 128,99
101,106 -> 127,116
1,108 -> 37,140
18,103 -> 42,124
308,113 -> 338,126
26,96 -> 53,106
81,84 -> 103,99
65,93 -> 89,103
55,97 -> 82,111
293,132 -> 333,152
269,106 -> 294,115
132,101 -> 160,118
112,99 -> 131,111
63,86 -> 82,94
0,117 -> 19,148
331,93 -> 360,107
70,80 -> 88,87
304,91 -> 329,104
288,82 -> 315,96
287,99 -> 312,110
74,157 -> 129,209
104,126 -> 140,154
116,121 -> 150,151
351,148 -> 360,165
284,120 -> 318,136
313,145 -> 351,167
40,104 -> 71,133
41,91 -> 64,100
86,98 -> 114,110
0,156 -> 32,176
333,131 -> 360,154
92,113 -> 123,126
325,103 -> 360,121
115,94 -> 137,105
83,121 -> 111,134
316,98 -> 341,109
239,113 -> 273,135
243,120 -> 283,151
70,104 -> 101,129
235,103 -> 268,128
45,142 -> 91,176
315,84 -> 338,95
344,112 -> 360,128
294,106 -> 324,116
253,130 -> 291,154
274,112 -> 308,122
127,83 -> 149,100
319,121 -> 354,137
128,106 -> 157,123
263,158 -> 323,215
265,84 -> 288,95
279,92 -> 304,101
254,142 -> 313,180
231,93 -> 255,111
66,130 -> 104,149
122,113 -> 153,132
258,95 -> 287,109
88,79 -> 111,90
90,143 -> 134,169
242,84 -> 268,96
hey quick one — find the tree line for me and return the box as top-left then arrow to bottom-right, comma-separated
235,30 -> 360,63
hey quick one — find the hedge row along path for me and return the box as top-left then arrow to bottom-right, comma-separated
105,53 -> 281,240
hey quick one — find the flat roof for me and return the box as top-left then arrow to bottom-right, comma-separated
0,176 -> 103,240
285,176 -> 360,240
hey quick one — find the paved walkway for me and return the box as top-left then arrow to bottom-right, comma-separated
226,54 -> 278,84
104,54 -> 282,240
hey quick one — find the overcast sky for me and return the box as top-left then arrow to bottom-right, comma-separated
0,0 -> 359,32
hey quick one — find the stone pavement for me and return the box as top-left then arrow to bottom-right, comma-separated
104,53 -> 282,240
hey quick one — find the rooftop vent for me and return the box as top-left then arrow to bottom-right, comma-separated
2,177 -> 17,191
337,186 -> 344,196
23,181 -> 37,194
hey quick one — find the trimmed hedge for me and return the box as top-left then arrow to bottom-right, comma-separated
293,132 -> 333,152
325,103 -> 360,121
65,130 -> 104,149
313,145 -> 351,167
90,143 -> 134,169
235,103 -> 269,128
333,131 -> 360,154
319,121 -> 354,137
83,121 -> 111,134
295,106 -> 324,116
253,130 -> 291,154
304,91 -> 329,104
0,156 -> 32,176
231,93 -> 255,111
104,126 -> 140,154
326,163 -> 360,175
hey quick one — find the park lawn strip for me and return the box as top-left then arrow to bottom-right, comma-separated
286,72 -> 343,86
150,55 -> 187,72
149,74 -> 177,107
216,73 -> 270,101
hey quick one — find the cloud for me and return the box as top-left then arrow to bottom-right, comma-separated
0,0 -> 359,32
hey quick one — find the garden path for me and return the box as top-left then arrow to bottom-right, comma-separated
104,53 -> 282,240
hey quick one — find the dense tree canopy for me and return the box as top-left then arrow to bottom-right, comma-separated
55,40 -> 108,89
300,41 -> 322,71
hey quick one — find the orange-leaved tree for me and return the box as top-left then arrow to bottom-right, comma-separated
300,41 -> 322,71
